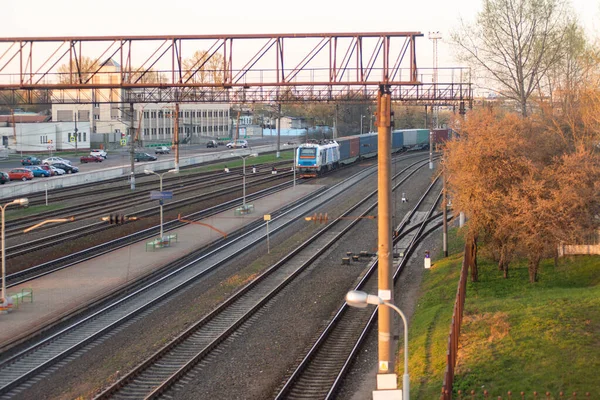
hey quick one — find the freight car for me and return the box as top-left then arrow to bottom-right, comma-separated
295,129 -> 431,177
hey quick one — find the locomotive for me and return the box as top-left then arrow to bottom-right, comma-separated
295,129 -> 439,178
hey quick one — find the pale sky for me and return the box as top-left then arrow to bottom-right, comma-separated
1,0 -> 598,69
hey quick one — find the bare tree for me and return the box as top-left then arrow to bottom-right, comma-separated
57,56 -> 99,84
451,0 -> 574,116
182,50 -> 224,84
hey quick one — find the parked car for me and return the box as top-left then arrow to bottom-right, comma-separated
8,168 -> 34,181
43,156 -> 72,165
51,162 -> 79,174
49,165 -> 66,175
80,155 -> 103,163
154,146 -> 171,155
21,156 -> 42,165
206,140 -> 218,148
226,139 -> 249,148
24,166 -> 51,177
90,149 -> 108,159
0,171 -> 9,184
134,152 -> 157,162
39,164 -> 57,176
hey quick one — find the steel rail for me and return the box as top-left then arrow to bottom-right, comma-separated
274,174 -> 442,399
95,158 -> 432,399
0,161 -> 384,395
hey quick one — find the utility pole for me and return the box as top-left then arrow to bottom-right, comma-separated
375,85 -> 395,390
276,103 -> 281,157
129,102 -> 135,190
333,103 -> 338,139
73,112 -> 78,155
443,164 -> 448,257
174,103 -> 180,171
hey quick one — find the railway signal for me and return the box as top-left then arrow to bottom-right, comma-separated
102,214 -> 138,225
304,213 -> 328,224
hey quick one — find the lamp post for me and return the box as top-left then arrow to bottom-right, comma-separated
283,143 -> 297,188
144,169 -> 178,238
231,152 -> 258,210
346,290 -> 410,400
2,198 -> 28,306
360,115 -> 365,135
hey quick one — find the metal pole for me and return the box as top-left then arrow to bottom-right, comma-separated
360,115 -> 363,135
267,220 -> 270,254
276,103 -> 281,158
45,184 -> 48,206
159,173 -> 164,238
174,103 -> 180,171
376,85 -> 394,376
74,112 -> 78,155
443,164 -> 448,257
129,102 -> 135,190
242,157 -> 246,208
293,145 -> 296,188
429,131 -> 433,169
1,205 -> 6,304
384,302 -> 410,400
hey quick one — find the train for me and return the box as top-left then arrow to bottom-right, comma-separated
296,128 -> 450,178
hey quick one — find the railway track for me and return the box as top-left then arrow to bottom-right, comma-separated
3,160 -> 293,235
274,175 -> 445,399
0,160 -> 390,396
93,158 -> 434,399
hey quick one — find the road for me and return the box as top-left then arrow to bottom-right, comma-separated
0,136 -> 302,173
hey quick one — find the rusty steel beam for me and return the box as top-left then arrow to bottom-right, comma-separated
0,32 -> 472,105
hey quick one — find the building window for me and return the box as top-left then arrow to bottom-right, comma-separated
158,111 -> 163,118
83,132 -> 86,141
93,102 -> 100,108
144,128 -> 149,136
202,111 -> 207,118
94,115 -> 100,120
144,111 -> 149,118
152,128 -> 157,135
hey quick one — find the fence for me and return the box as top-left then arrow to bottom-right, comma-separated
451,390 -> 592,399
440,246 -> 595,399
441,243 -> 470,400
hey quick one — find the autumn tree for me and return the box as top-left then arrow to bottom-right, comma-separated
451,0 -> 575,116
447,107 -> 600,282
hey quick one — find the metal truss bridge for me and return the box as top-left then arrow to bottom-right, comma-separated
0,32 -> 471,105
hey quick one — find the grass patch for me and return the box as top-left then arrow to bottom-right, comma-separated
182,152 -> 293,174
5,204 -> 66,220
408,249 -> 600,399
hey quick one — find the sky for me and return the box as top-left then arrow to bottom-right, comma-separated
1,0 -> 598,71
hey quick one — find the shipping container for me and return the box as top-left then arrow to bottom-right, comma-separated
392,130 -> 405,150
416,129 -> 430,145
403,129 -> 417,146
338,135 -> 361,164
359,133 -> 378,157
432,128 -> 450,143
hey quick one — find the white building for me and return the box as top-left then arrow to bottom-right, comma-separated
140,103 -> 230,145
51,59 -> 232,147
0,120 -> 90,153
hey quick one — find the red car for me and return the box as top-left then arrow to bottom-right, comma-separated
8,168 -> 34,181
80,155 -> 103,163
39,164 -> 56,176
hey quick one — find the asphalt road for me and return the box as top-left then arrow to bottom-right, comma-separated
0,136 -> 302,174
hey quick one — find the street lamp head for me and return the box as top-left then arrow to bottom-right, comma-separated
168,168 -> 179,173
11,198 -> 29,207
144,169 -> 152,175
250,153 -> 258,157
345,290 -> 384,308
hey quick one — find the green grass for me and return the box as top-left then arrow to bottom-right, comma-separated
179,152 -> 294,174
5,204 -> 66,220
408,238 -> 600,399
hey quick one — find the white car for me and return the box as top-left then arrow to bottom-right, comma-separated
154,146 -> 171,155
50,165 -> 66,175
43,156 -> 72,165
90,149 -> 108,159
226,140 -> 249,148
